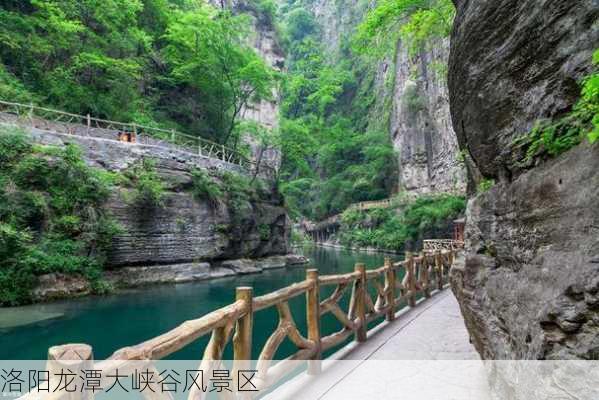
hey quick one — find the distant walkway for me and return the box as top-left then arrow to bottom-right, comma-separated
0,99 -> 275,178
266,290 -> 490,400
302,199 -> 394,242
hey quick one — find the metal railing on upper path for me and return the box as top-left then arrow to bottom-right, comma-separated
21,246 -> 461,400
0,100 -> 275,178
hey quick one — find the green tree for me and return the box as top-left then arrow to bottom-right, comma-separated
353,0 -> 455,57
285,7 -> 317,42
0,0 -> 151,121
0,0 -> 276,145
163,7 -> 276,145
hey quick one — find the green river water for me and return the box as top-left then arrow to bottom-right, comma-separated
0,247 -> 404,360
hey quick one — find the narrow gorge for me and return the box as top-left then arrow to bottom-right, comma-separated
2,1 -> 599,398
0,0 -> 472,304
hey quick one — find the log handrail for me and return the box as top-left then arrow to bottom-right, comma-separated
423,239 -> 465,251
25,245 -> 461,400
0,99 -> 276,178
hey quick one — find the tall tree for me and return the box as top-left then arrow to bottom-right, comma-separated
163,6 -> 275,146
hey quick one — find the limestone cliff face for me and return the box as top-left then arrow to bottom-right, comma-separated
390,39 -> 466,195
305,0 -> 466,196
303,0 -> 367,58
448,0 -> 599,362
18,122 -> 290,270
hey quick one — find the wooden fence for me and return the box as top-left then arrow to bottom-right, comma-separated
423,239 -> 464,252
23,248 -> 459,400
0,100 -> 275,178
348,198 -> 394,212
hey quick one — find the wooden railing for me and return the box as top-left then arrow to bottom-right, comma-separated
0,100 -> 275,178
304,198 -> 394,234
423,239 -> 465,252
23,247 -> 459,400
348,198 -> 394,212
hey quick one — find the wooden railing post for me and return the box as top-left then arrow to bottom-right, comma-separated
47,344 -> 94,400
435,250 -> 443,290
306,269 -> 321,375
406,252 -> 416,307
233,287 -> 253,361
384,257 -> 395,321
420,251 -> 431,298
233,287 -> 253,396
355,263 -> 367,342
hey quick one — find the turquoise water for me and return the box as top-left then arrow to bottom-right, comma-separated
0,247 -> 403,360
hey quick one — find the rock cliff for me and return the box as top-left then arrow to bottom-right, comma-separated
304,0 -> 466,196
390,39 -> 466,195
24,124 -> 290,266
1,114 -> 295,300
448,0 -> 599,361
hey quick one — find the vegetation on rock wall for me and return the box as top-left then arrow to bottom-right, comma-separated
124,158 -> 166,208
0,126 -> 121,305
338,194 -> 465,251
277,1 -> 398,221
0,123 -> 282,305
0,0 -> 275,147
353,0 -> 455,57
514,50 -> 599,163
190,169 -> 223,207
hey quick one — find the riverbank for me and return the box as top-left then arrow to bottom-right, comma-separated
0,247 -> 400,360
32,254 -> 309,303
293,241 -> 405,255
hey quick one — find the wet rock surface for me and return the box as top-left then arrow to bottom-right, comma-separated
102,255 -> 307,288
32,273 -> 91,301
33,255 -> 308,301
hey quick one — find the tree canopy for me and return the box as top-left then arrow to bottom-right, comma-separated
353,0 -> 455,57
0,0 -> 275,146
278,5 -> 398,220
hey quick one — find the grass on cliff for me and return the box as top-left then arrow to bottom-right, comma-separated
0,126 -> 121,306
124,158 -> 166,208
190,168 -> 274,234
514,49 -> 599,163
339,194 -> 466,251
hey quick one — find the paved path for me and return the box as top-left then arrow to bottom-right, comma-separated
265,290 -> 491,400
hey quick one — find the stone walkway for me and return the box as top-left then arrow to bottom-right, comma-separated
265,290 -> 491,400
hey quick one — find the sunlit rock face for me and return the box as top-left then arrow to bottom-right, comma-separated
448,0 -> 599,362
390,38 -> 466,195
